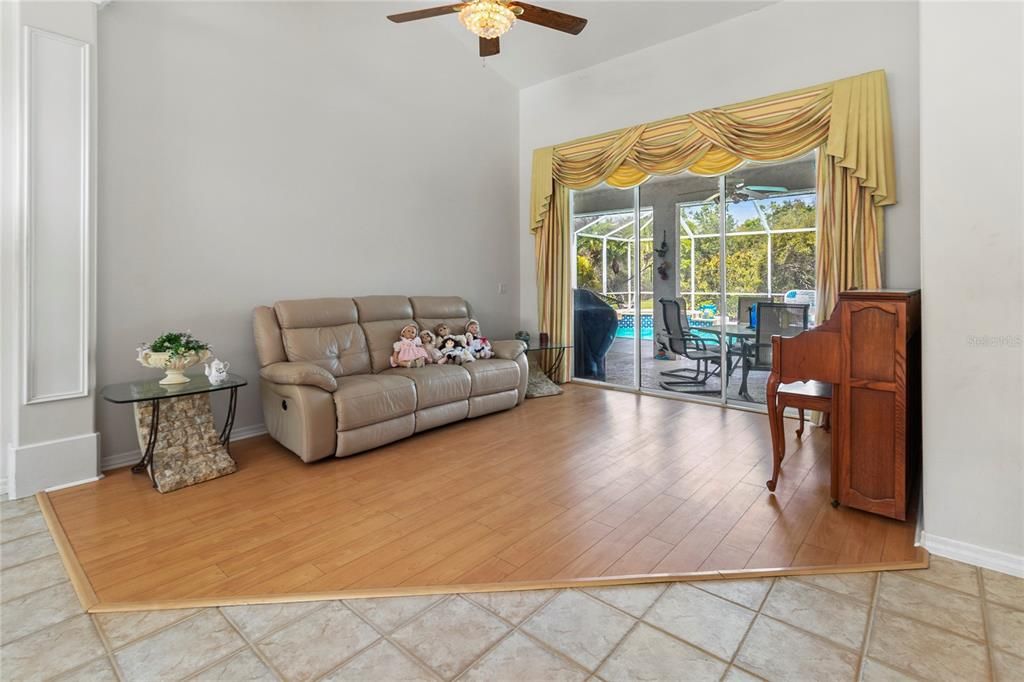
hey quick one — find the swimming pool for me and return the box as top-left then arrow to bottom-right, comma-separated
615,313 -> 654,340
614,312 -> 718,342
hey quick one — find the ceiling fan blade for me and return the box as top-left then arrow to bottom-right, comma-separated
515,2 -> 588,34
387,4 -> 462,23
704,192 -> 720,204
480,36 -> 500,57
745,185 -> 788,192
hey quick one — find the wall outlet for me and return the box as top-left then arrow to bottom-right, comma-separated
498,282 -> 508,294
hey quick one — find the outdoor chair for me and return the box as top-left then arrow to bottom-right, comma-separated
658,298 -> 733,395
738,302 -> 810,401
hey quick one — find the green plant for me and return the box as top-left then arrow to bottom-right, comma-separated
144,331 -> 210,359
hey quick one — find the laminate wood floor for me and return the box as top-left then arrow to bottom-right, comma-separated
46,385 -> 922,609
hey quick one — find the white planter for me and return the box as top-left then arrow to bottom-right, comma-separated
138,349 -> 211,384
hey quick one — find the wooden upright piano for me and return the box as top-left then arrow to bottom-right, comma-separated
769,290 -> 921,520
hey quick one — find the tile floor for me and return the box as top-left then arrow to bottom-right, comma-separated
2,494 -> 1022,681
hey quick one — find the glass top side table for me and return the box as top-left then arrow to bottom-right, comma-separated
101,373 -> 246,490
524,344 -> 573,382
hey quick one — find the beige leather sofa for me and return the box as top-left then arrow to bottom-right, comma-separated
252,296 -> 528,462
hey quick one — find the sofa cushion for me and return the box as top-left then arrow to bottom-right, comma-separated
333,374 -> 416,432
411,296 -> 471,336
354,296 -> 417,373
386,364 -> 471,409
281,325 -> 370,377
463,359 -> 521,397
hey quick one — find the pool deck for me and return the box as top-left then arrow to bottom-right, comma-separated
593,337 -> 770,404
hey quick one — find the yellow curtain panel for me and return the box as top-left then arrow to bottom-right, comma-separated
530,70 -> 895,376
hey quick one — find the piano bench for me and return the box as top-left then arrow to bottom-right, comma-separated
767,380 -> 833,494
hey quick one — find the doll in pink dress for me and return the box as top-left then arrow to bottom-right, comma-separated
390,324 -> 429,368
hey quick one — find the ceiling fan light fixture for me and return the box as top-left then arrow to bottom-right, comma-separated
458,0 -> 519,39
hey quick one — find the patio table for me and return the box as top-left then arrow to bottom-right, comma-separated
694,324 -> 758,398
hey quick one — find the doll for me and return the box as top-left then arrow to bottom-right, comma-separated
434,323 -> 466,344
419,330 -> 443,364
433,323 -> 462,344
465,319 -> 494,359
390,324 -> 428,368
437,335 -> 468,365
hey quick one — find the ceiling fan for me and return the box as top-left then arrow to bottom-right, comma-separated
704,182 -> 788,204
387,1 -> 588,57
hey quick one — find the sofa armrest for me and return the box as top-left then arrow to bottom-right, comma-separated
491,339 -> 527,361
259,362 -> 337,392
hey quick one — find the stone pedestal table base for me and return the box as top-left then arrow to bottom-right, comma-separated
133,394 -> 237,493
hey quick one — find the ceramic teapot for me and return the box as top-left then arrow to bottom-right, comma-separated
204,358 -> 230,384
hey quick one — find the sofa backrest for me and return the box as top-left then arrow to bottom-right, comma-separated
353,296 -> 417,373
411,296 -> 473,338
263,298 -> 371,377
253,295 -> 475,375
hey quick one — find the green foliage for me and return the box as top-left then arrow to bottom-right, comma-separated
682,203 -> 736,234
763,198 -> 815,230
772,231 -> 816,291
147,331 -> 210,358
577,253 -> 599,291
575,234 -> 654,307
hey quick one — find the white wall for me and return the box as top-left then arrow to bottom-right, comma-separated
96,2 -> 520,463
919,1 -> 1024,573
517,0 -> 921,333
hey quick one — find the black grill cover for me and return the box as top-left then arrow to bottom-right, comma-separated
573,289 -> 618,381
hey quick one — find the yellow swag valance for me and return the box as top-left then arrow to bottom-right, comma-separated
530,70 -> 896,382
531,70 -> 895,232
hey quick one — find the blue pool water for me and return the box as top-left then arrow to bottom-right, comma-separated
615,312 -> 718,342
615,313 -> 654,340
616,326 -> 654,340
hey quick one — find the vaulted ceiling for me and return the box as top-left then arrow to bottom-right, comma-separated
418,1 -> 775,88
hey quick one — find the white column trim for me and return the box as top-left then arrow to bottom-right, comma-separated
20,26 -> 91,405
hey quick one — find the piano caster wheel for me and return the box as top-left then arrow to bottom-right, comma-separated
766,480 -> 777,492
831,499 -> 840,508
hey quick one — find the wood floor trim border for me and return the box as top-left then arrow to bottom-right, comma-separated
36,491 -> 100,611
84,550 -> 929,614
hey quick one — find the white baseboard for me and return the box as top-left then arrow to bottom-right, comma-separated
8,432 -> 100,499
920,531 -> 1024,578
46,475 -> 103,492
0,477 -> 7,498
100,423 -> 268,471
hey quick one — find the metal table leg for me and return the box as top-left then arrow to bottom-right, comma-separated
218,386 -> 239,453
131,399 -> 160,487
541,348 -> 566,381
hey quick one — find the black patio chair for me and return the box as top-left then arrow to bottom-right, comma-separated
738,302 -> 810,401
658,298 -> 730,395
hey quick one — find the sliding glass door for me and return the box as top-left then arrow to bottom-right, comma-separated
571,182 -> 641,388
570,151 -> 817,409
